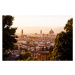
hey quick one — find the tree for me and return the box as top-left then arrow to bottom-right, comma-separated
33,57 -> 38,61
3,15 -> 17,60
51,18 -> 73,60
15,52 -> 31,60
26,57 -> 38,61
22,52 -> 31,60
26,57 -> 33,61
49,46 -> 53,53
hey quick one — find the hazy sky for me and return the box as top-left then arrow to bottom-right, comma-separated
12,15 -> 72,34
12,15 -> 72,27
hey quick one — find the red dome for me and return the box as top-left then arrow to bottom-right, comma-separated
49,29 -> 54,34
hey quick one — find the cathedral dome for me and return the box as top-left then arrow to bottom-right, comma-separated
49,29 -> 54,34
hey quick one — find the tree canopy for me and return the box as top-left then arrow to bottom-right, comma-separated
22,52 -> 31,60
3,15 -> 17,60
50,18 -> 73,60
26,57 -> 38,61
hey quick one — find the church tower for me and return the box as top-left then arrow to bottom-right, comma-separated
21,29 -> 23,37
40,30 -> 42,37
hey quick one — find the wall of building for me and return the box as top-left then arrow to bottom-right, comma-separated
38,54 -> 49,61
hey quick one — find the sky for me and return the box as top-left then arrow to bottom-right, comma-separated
12,15 -> 72,35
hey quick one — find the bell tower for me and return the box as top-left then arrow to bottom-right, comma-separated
40,30 -> 42,37
21,29 -> 23,37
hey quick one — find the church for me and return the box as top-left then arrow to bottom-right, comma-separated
40,29 -> 55,38
20,28 -> 55,38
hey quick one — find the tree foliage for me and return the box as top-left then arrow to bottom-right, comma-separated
16,52 -> 31,60
50,18 -> 73,60
3,15 -> 17,60
49,46 -> 53,53
22,52 -> 31,60
26,57 -> 38,61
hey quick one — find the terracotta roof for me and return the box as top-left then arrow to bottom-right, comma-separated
49,29 -> 54,34
39,51 -> 50,54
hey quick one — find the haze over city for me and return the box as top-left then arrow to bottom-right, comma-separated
11,15 -> 72,35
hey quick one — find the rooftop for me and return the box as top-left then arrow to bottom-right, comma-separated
39,51 -> 50,54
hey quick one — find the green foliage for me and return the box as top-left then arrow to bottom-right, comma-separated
3,15 -> 14,28
22,52 -> 31,60
3,15 -> 17,60
15,52 -> 31,60
64,18 -> 73,33
3,52 -> 11,60
26,57 -> 38,61
26,57 -> 33,61
33,57 -> 38,61
49,46 -> 53,53
50,18 -> 73,60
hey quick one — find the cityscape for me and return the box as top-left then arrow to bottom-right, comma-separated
8,29 -> 55,60
3,15 -> 73,61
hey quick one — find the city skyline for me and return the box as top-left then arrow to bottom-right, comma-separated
11,15 -> 72,35
15,26 -> 64,35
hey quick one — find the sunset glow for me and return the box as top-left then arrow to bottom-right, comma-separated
12,15 -> 72,35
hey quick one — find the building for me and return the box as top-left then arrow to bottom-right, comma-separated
40,29 -> 55,38
49,29 -> 54,36
48,29 -> 55,38
37,51 -> 50,61
35,33 -> 38,37
21,29 -> 23,38
40,30 -> 42,37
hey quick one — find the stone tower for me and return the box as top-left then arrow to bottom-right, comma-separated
40,30 -> 42,37
21,29 -> 23,37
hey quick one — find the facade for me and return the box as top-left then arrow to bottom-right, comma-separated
37,51 -> 50,61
